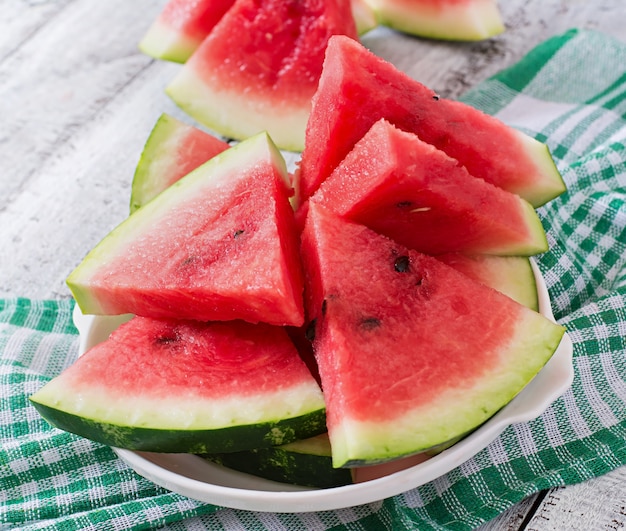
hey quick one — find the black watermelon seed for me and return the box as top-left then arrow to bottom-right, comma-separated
156,332 -> 181,345
433,94 -> 440,101
394,256 -> 410,273
233,229 -> 245,238
359,317 -> 381,330
305,319 -> 316,342
321,299 -> 327,315
179,255 -> 199,268
396,200 -> 413,209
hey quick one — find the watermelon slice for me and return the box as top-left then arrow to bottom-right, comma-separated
206,433 -> 353,488
138,0 -> 236,63
30,316 -> 326,453
437,253 -> 538,311
300,203 -> 565,467
67,132 -> 305,327
366,0 -> 504,41
351,0 -> 378,34
297,35 -> 565,206
130,113 -> 229,212
165,0 -> 358,152
310,119 -> 548,256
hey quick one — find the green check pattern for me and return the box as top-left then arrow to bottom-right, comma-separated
2,28 -> 626,530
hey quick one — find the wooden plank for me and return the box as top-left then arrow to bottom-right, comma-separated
0,0 -> 73,62
0,0 -> 169,297
521,467 -> 626,530
0,0 -> 159,207
477,493 -> 546,531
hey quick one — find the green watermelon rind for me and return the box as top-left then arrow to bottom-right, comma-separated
330,310 -> 565,467
139,18 -> 199,63
129,113 -> 229,213
166,69 -> 309,152
504,198 -> 548,256
30,399 -> 327,454
490,256 -> 539,311
351,0 -> 378,35
515,132 -> 567,207
205,434 -> 353,488
366,0 -> 505,41
130,113 -> 185,213
30,372 -> 326,434
438,255 -> 539,311
67,132 -> 290,317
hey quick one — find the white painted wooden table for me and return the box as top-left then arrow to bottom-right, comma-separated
1,1 -> 625,528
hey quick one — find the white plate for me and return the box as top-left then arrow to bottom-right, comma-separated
72,260 -> 574,513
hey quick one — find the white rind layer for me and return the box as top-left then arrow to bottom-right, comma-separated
130,114 -> 188,211
514,129 -> 567,207
166,67 -> 309,152
31,379 -> 325,431
139,18 -> 199,63
366,0 -> 504,41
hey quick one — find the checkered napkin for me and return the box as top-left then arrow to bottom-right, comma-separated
2,28 -> 626,531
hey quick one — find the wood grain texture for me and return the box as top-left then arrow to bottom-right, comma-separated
523,468 -> 626,531
1,1 -> 624,529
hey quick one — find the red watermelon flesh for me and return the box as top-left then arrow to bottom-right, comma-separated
30,316 -> 326,453
67,133 -> 305,327
365,0 -> 504,41
130,113 -> 230,212
310,118 -> 548,256
300,203 -> 565,466
297,35 -> 565,206
166,0 -> 358,152
139,0 -> 236,63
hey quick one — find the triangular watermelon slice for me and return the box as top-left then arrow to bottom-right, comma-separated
365,0 -> 504,41
130,113 -> 229,212
297,35 -> 565,206
67,132 -> 305,327
30,316 -> 326,453
165,0 -> 358,152
139,0 -> 236,63
310,118 -> 548,256
300,203 -> 565,467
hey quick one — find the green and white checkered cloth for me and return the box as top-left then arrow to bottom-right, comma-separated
2,28 -> 626,530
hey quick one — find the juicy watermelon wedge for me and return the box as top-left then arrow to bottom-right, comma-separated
165,0 -> 358,152
30,317 -> 326,453
297,35 -> 566,206
310,119 -> 548,256
366,0 -> 504,41
138,0 -> 236,63
301,204 -> 565,467
130,113 -> 229,213
67,132 -> 305,327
